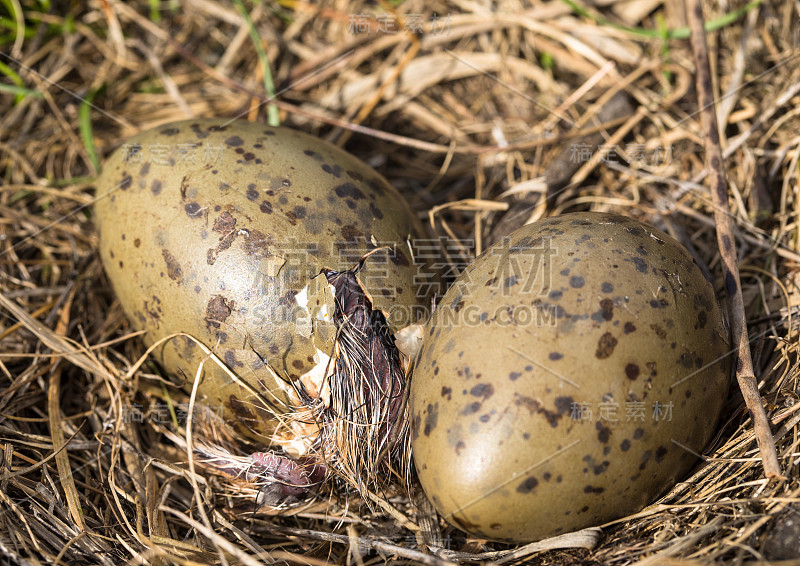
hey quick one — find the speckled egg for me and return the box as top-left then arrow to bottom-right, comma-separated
95,118 -> 431,447
410,212 -> 731,542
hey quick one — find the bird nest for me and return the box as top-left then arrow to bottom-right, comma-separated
1,0 -> 799,564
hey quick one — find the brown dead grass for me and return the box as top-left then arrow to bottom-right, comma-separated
1,0 -> 800,564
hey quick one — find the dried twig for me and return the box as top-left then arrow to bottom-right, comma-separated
684,0 -> 783,479
488,91 -> 634,242
47,285 -> 86,531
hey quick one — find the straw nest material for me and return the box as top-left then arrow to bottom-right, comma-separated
1,0 -> 799,564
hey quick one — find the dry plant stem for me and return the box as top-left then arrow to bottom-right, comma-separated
0,294 -> 106,376
47,285 -> 87,531
336,34 -> 421,146
685,0 -> 782,480
183,357 -> 226,565
489,92 -> 633,242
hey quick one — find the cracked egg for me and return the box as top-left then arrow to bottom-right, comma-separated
95,119 -> 432,479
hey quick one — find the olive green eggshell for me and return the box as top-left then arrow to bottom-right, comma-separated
95,118 -> 429,441
410,212 -> 731,543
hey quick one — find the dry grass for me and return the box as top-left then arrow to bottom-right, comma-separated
1,0 -> 800,563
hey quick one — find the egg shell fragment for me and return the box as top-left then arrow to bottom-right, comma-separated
95,118 -> 431,444
410,212 -> 731,542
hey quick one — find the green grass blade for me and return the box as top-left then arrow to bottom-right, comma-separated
233,0 -> 280,127
79,87 -> 102,174
560,0 -> 765,40
149,0 -> 161,22
0,82 -> 43,98
0,58 -> 26,104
